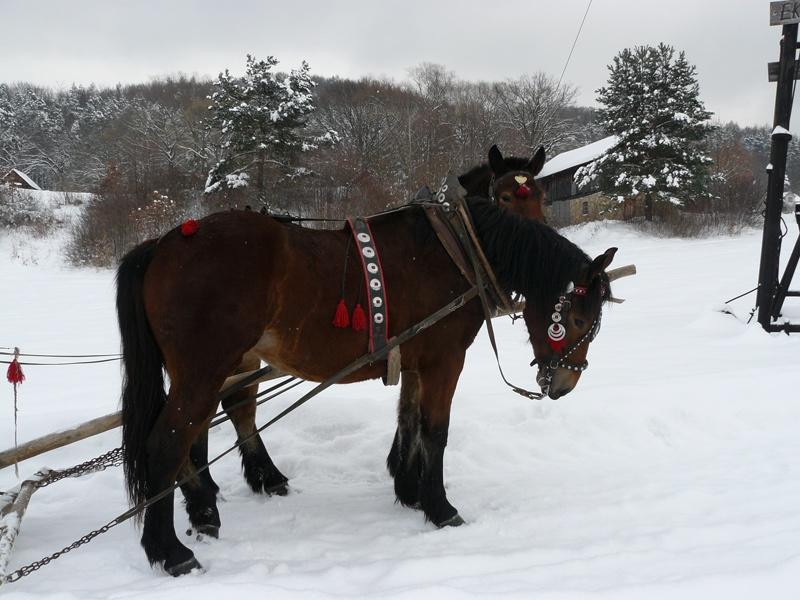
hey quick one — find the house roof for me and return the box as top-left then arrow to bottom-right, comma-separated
537,135 -> 618,179
3,168 -> 42,190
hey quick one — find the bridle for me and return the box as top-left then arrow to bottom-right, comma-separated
531,281 -> 604,398
488,171 -> 534,204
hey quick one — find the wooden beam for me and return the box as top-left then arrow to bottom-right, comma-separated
0,472 -> 48,583
0,367 -> 288,471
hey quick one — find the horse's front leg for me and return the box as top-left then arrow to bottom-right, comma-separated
416,355 -> 466,527
387,370 -> 422,508
388,356 -> 465,527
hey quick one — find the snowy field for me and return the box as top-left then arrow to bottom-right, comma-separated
1,215 -> 799,599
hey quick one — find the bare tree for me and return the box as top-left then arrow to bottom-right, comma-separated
491,73 -> 577,155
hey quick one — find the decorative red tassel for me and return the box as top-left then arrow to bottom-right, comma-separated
332,299 -> 350,328
180,219 -> 198,237
547,338 -> 566,354
515,184 -> 531,199
351,304 -> 367,331
7,358 -> 24,385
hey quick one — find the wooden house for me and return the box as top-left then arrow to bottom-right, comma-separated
536,136 -> 626,226
1,169 -> 42,191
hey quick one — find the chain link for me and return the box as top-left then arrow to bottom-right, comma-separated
36,447 -> 124,489
4,521 -> 116,584
2,448 -> 125,585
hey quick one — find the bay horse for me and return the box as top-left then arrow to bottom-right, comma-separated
117,194 -> 617,576
459,145 -> 548,222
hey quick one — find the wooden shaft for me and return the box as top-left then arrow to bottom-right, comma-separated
0,472 -> 47,582
495,264 -> 637,317
0,367 -> 287,471
606,264 -> 637,281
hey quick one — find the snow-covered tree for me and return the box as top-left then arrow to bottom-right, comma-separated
204,55 -> 338,198
576,44 -> 712,219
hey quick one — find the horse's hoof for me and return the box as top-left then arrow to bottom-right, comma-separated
265,481 -> 289,496
165,556 -> 204,577
196,524 -> 219,539
437,513 -> 465,528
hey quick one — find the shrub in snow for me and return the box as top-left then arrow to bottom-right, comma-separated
0,185 -> 55,232
576,44 -> 713,220
204,55 -> 338,201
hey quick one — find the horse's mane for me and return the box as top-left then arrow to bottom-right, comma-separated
465,196 -> 608,311
458,158 -> 535,193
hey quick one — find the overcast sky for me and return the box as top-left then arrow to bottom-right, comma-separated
0,0 -> 784,126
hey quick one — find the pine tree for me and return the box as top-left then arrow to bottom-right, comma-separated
204,55 -> 337,199
575,44 -> 712,220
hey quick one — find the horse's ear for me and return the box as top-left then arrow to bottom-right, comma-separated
588,247 -> 617,280
528,146 -> 546,176
488,145 -> 505,174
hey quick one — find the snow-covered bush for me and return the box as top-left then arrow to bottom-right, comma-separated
0,185 -> 56,233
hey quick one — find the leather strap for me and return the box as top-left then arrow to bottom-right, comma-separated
348,217 -> 388,353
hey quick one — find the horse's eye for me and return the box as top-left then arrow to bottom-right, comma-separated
574,318 -> 585,328
500,193 -> 512,203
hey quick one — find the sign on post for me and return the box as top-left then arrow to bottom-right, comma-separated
771,1 -> 800,25
768,61 -> 800,81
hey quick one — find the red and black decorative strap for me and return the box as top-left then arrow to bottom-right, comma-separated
348,217 -> 389,353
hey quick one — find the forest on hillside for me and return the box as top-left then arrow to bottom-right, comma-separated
0,60 -> 789,264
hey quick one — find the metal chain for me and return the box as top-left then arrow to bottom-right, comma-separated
2,448 -> 125,585
2,377 -> 299,585
4,520 -> 119,584
37,448 -> 124,489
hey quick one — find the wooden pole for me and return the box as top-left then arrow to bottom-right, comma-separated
757,23 -> 798,330
0,471 -> 48,583
0,367 -> 288,471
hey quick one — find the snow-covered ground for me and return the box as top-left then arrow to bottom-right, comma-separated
1,216 -> 799,598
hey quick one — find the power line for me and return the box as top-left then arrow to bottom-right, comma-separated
557,0 -> 594,89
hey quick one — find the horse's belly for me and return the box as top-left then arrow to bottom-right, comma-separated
250,328 -> 383,383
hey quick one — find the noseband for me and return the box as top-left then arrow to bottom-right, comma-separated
532,282 -> 603,398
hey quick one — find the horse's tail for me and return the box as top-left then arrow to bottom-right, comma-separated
116,238 -> 164,511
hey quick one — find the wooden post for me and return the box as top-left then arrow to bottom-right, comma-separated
758,17 -> 799,331
0,471 -> 48,583
0,366 -> 288,471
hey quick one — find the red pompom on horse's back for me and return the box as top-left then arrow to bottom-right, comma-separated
116,151 -> 620,576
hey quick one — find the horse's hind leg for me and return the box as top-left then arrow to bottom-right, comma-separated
141,381 -> 218,576
387,370 -> 423,508
223,352 -> 289,496
415,354 -> 466,527
179,428 -> 221,538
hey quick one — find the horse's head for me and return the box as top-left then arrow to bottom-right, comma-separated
487,145 -> 547,222
458,145 -> 547,222
522,247 -> 617,400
